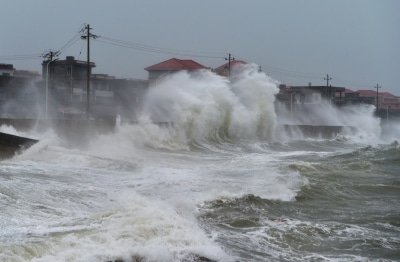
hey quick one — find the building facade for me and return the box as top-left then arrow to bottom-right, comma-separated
278,84 -> 345,110
0,65 -> 41,118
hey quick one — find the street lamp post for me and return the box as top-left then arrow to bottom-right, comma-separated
290,91 -> 296,113
375,83 -> 381,113
45,59 -> 58,118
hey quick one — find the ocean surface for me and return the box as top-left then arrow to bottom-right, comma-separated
0,66 -> 399,261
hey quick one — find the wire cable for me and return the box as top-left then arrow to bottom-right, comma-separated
58,33 -> 81,54
99,36 -> 226,56
0,54 -> 42,60
95,36 -> 225,59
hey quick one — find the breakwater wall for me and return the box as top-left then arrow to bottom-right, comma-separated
0,132 -> 38,158
0,118 -> 116,146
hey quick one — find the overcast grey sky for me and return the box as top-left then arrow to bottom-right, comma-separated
1,0 -> 399,94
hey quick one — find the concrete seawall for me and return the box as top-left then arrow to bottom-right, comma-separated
0,117 -> 116,148
0,132 -> 38,158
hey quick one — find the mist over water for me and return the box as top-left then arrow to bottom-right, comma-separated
1,66 -> 399,261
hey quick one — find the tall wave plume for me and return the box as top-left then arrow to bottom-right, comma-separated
135,64 -> 279,148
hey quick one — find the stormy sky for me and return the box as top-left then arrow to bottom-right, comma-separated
1,0 -> 399,94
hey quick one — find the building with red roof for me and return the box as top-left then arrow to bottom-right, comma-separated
144,58 -> 207,81
356,89 -> 400,112
335,88 -> 374,105
214,60 -> 247,77
333,88 -> 400,112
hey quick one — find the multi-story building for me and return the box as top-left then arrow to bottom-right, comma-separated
42,56 -> 95,114
42,56 -> 119,119
40,56 -> 150,120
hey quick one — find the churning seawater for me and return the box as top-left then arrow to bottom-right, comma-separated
0,66 -> 399,261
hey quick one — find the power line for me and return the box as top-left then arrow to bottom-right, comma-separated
95,36 -> 225,59
333,76 -> 370,88
0,54 -> 42,60
57,25 -> 90,55
258,62 -> 370,87
99,36 -> 226,56
42,50 -> 59,61
77,41 -> 85,59
58,33 -> 81,54
259,64 -> 322,79
95,38 -> 225,59
268,72 -> 322,80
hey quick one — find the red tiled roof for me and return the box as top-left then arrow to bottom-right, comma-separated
356,90 -> 396,98
214,60 -> 247,74
356,90 -> 376,97
380,91 -> 396,98
144,58 -> 206,71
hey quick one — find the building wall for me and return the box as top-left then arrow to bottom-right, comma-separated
148,70 -> 175,82
0,69 -> 14,77
113,79 -> 148,121
0,74 -> 41,118
0,64 -> 14,76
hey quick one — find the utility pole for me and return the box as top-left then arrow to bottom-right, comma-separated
42,50 -> 59,75
42,50 -> 59,118
81,24 -> 97,118
375,83 -> 381,112
225,53 -> 235,78
43,50 -> 58,63
324,74 -> 332,99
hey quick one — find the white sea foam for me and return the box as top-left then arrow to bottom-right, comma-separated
2,64 -> 394,261
23,190 -> 228,262
276,98 -> 383,144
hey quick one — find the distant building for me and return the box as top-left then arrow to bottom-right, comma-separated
144,58 -> 207,83
0,65 -> 41,118
113,78 -> 148,121
0,57 -> 151,120
41,56 -> 119,118
0,64 -> 14,76
278,84 -> 345,107
334,88 -> 375,106
42,56 -> 95,102
355,90 -> 400,115
214,60 -> 247,77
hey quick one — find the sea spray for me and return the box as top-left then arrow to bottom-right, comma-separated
3,66 -> 398,261
140,64 -> 279,147
276,97 -> 382,143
